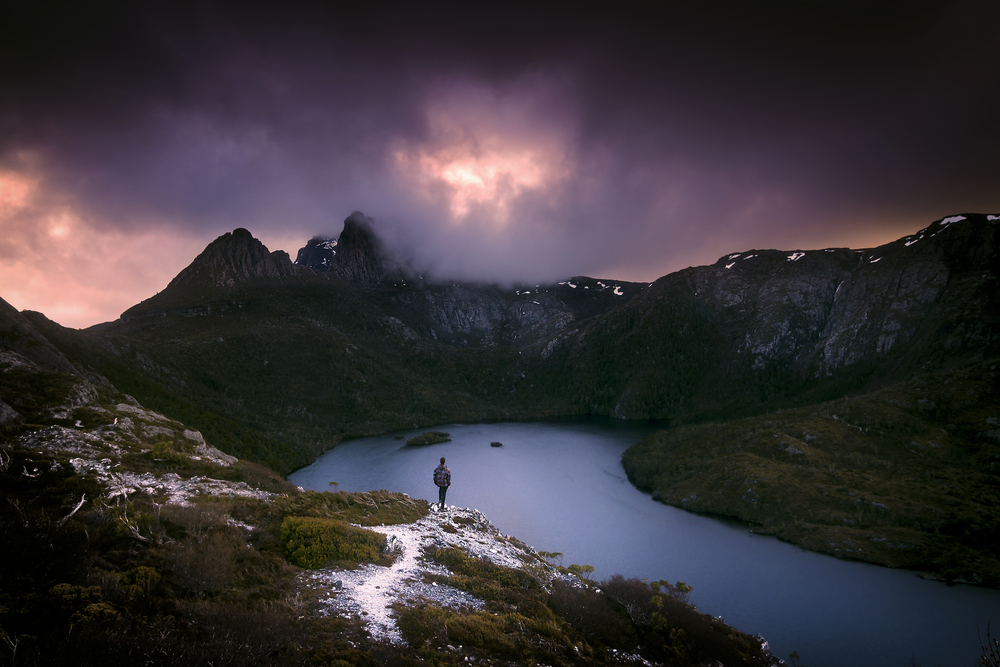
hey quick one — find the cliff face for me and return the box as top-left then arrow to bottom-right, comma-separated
379,277 -> 643,346
727,213 -> 999,372
344,211 -> 998,377
701,213 -> 999,375
543,214 -> 1000,418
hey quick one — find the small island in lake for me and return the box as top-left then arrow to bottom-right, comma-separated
406,431 -> 452,446
491,441 -> 503,447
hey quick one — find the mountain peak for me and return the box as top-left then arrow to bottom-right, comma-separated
167,228 -> 295,290
333,211 -> 393,285
292,211 -> 407,286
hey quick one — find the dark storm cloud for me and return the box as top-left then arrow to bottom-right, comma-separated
2,0 -> 999,325
2,2 -> 427,231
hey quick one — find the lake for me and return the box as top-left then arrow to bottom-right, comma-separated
288,417 -> 1000,667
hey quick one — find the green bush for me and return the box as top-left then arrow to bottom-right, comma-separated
280,516 -> 387,569
396,605 -> 538,657
548,580 -> 634,647
147,441 -> 188,465
236,460 -> 300,493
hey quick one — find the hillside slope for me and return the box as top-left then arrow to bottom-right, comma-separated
622,361 -> 1000,585
0,329 -> 780,667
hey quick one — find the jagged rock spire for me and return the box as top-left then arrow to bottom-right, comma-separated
333,211 -> 393,285
292,212 -> 406,285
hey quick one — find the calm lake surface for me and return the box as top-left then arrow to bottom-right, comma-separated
288,417 -> 1000,667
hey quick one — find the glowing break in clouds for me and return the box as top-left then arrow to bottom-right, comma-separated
393,80 -> 574,228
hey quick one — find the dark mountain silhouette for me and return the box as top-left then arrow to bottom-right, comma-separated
332,211 -> 400,285
0,295 -> 81,375
169,227 -> 295,288
541,213 -> 1000,420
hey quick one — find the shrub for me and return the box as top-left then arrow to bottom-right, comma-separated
602,574 -> 657,625
147,441 -> 187,465
280,516 -> 387,569
164,529 -> 242,594
982,621 -> 1000,667
395,605 -> 519,656
236,460 -> 300,493
160,502 -> 232,537
0,492 -> 89,600
276,490 -> 427,527
548,580 -> 634,647
120,566 -> 161,599
602,575 -> 767,666
567,563 -> 595,581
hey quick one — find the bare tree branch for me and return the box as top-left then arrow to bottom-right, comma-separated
57,494 -> 86,526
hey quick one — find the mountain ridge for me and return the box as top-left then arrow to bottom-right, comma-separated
2,210 -> 998,590
35,211 -> 1000,442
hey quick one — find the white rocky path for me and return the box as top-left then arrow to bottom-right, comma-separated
299,504 -> 572,644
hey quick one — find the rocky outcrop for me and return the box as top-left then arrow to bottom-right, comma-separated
379,277 -> 643,346
301,504 -> 579,645
0,399 -> 19,425
119,228 -> 298,320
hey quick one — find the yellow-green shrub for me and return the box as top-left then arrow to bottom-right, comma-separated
280,516 -> 387,569
276,489 -> 427,526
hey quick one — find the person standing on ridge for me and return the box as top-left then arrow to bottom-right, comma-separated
433,457 -> 451,510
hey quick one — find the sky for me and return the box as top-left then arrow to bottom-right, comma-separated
2,1 -> 999,329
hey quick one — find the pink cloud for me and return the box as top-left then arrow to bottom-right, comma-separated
0,172 -> 205,327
